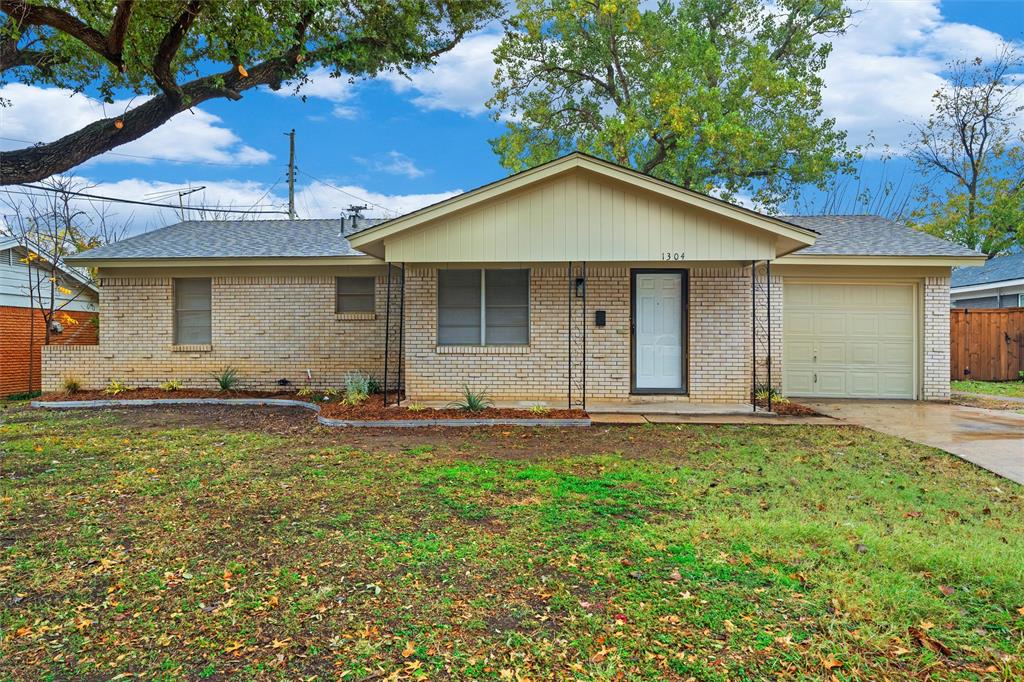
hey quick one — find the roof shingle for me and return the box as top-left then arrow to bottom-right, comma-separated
69,218 -> 385,261
950,251 -> 1024,288
783,215 -> 979,257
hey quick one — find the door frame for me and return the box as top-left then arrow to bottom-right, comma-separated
630,268 -> 689,395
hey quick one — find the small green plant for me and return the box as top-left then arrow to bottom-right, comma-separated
5,390 -> 41,401
754,384 -> 789,404
62,376 -> 82,395
447,386 -> 493,412
297,386 -> 316,398
211,366 -> 240,391
342,371 -> 372,406
104,379 -> 130,396
528,404 -> 550,415
366,375 -> 382,394
323,387 -> 341,399
407,402 -> 427,412
159,380 -> 182,392
1019,370 -> 1024,381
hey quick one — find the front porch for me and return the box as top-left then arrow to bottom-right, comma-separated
382,262 -> 781,409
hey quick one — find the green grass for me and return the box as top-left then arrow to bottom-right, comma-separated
952,379 -> 1024,399
1,408 -> 1022,680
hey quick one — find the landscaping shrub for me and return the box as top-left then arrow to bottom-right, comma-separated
62,376 -> 82,395
159,380 -> 182,392
447,386 -> 492,412
211,367 -> 240,391
104,379 -> 130,396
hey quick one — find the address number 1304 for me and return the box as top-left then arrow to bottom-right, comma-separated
662,252 -> 686,261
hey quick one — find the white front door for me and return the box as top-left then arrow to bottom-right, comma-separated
634,272 -> 684,391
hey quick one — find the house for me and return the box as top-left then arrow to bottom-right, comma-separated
47,153 -> 984,405
0,236 -> 99,397
950,252 -> 1024,308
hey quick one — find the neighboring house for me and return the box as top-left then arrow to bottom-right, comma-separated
0,236 -> 99,397
950,252 -> 1024,308
49,153 -> 983,404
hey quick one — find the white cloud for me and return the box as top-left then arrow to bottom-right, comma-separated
382,32 -> 502,115
354,151 -> 428,179
271,67 -> 358,103
0,83 -> 274,166
1,175 -> 460,237
822,0 -> 1023,152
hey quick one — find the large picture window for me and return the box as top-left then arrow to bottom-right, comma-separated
438,269 -> 529,345
174,278 -> 211,345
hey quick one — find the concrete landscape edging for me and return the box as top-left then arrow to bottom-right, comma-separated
30,398 -> 592,428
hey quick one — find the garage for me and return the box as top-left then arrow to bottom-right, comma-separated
782,281 -> 918,399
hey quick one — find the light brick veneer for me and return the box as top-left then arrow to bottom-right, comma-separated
404,266 -> 758,404
44,265 -> 783,404
42,273 -> 397,392
923,276 -> 951,401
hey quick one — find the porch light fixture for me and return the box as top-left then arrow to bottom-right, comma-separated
575,277 -> 586,298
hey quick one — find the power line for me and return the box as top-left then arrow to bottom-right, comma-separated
297,169 -> 400,217
8,184 -> 290,215
0,136 -> 272,168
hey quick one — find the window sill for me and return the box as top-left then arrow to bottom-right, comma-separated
436,345 -> 530,355
170,344 -> 212,352
335,312 -> 376,321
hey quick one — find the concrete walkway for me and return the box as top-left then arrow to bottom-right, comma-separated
804,400 -> 1024,485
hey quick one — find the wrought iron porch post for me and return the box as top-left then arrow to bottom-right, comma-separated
383,262 -> 392,406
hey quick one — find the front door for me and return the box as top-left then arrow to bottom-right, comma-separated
633,271 -> 685,392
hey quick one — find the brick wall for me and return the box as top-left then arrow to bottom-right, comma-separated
41,273 -> 397,392
404,266 -> 756,404
923,276 -> 951,401
1,305 -> 98,396
42,266 -> 773,403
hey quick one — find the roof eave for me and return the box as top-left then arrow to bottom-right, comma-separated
67,255 -> 384,267
776,254 -> 988,267
951,277 -> 1024,293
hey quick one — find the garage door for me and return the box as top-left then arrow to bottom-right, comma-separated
783,282 -> 917,399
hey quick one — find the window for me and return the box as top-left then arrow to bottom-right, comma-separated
336,276 -> 376,313
1018,294 -> 1024,308
174,278 -> 211,345
438,269 -> 529,345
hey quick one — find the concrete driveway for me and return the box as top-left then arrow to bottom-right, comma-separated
804,400 -> 1024,485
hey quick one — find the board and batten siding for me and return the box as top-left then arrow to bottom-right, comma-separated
381,171 -> 778,263
0,246 -> 97,312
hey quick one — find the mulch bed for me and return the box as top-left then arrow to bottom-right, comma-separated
755,399 -> 821,416
39,388 -> 304,402
319,394 -> 587,420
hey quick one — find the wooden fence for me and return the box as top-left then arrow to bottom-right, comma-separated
950,308 -> 1024,381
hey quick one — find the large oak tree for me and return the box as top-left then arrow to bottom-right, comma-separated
488,0 -> 854,209
0,0 -> 501,184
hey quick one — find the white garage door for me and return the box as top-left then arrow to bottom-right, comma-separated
783,282 -> 917,399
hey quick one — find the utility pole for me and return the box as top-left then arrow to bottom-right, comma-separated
286,128 -> 296,219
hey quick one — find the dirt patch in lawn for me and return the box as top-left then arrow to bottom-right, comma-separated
40,387 -> 306,401
319,394 -> 587,420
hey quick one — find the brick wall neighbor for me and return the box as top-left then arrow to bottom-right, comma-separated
923,276 -> 951,401
1,305 -> 98,396
41,273 -> 398,393
403,266 -> 756,404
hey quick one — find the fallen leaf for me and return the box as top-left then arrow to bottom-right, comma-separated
938,585 -> 955,596
668,568 -> 682,582
723,619 -> 737,633
402,641 -> 416,657
821,655 -> 842,670
909,627 -> 951,656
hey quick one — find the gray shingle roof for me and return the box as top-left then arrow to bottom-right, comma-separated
70,214 -> 977,262
783,215 -> 979,257
951,251 -> 1024,288
69,218 -> 386,261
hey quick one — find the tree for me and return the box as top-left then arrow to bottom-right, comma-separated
2,177 -> 128,390
906,46 -> 1024,256
0,0 -> 501,184
488,0 -> 853,209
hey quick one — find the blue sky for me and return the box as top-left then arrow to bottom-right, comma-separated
1,0 -> 1022,231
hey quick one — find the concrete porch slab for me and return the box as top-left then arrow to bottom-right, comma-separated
586,401 -> 756,415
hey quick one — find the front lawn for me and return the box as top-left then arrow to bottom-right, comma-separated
1,406 -> 1021,680
952,379 -> 1024,399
